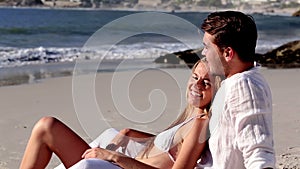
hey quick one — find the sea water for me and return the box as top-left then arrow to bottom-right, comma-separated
0,7 -> 299,85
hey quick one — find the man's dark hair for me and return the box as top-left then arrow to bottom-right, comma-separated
201,11 -> 257,62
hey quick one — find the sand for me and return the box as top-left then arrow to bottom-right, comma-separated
0,67 -> 299,169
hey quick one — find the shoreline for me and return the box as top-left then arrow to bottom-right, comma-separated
0,60 -> 297,88
0,61 -> 75,87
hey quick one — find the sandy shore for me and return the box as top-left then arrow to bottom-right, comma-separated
0,67 -> 299,169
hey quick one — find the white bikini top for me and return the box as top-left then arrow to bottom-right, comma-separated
153,114 -> 204,162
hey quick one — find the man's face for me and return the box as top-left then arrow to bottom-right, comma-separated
202,32 -> 226,76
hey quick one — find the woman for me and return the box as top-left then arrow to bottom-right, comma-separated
20,59 -> 221,169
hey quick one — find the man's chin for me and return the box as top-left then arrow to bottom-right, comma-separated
210,68 -> 222,75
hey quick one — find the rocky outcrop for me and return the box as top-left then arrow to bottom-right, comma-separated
21,0 -> 43,6
292,9 -> 300,16
255,40 -> 300,68
0,0 -> 44,6
155,40 -> 300,69
154,48 -> 203,68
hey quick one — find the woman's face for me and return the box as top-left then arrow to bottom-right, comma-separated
187,62 -> 213,109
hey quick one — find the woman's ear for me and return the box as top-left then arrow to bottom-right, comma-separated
223,47 -> 234,62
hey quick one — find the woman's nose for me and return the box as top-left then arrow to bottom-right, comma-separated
193,81 -> 204,90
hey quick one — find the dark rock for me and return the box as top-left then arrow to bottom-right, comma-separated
154,48 -> 203,68
154,53 -> 180,64
80,0 -> 92,8
20,0 -> 43,6
255,40 -> 300,68
156,40 -> 300,69
292,9 -> 300,17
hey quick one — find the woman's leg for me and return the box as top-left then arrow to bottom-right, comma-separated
20,116 -> 90,169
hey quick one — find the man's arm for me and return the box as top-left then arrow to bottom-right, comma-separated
233,78 -> 275,169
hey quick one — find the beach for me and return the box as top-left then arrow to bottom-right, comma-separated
0,6 -> 299,169
0,67 -> 299,169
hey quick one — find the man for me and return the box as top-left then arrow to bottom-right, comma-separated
197,11 -> 275,169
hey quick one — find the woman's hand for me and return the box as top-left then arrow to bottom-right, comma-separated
106,128 -> 130,151
82,147 -> 158,169
82,147 -> 119,162
105,128 -> 154,152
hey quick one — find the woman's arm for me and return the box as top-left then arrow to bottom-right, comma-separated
124,128 -> 156,139
172,117 -> 209,169
106,128 -> 155,151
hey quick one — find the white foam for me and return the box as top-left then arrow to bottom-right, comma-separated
0,42 -> 201,68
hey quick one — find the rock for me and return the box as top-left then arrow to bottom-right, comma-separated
156,40 -> 300,69
154,48 -> 203,68
255,40 -> 300,68
292,9 -> 300,17
21,0 -> 43,6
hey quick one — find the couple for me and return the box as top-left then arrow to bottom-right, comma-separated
20,11 -> 275,169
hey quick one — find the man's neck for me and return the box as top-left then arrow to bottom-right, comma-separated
227,62 -> 254,78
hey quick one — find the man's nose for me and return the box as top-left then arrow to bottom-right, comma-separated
201,48 -> 206,56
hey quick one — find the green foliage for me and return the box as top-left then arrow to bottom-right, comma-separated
175,0 -> 195,4
125,0 -> 138,4
202,0 -> 222,7
280,2 -> 300,8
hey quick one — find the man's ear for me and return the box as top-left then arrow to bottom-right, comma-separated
223,47 -> 234,62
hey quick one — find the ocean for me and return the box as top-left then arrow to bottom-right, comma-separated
0,7 -> 299,85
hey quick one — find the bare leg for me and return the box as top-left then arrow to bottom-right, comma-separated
20,116 -> 90,169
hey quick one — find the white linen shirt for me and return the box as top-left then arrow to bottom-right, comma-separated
197,67 -> 276,169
